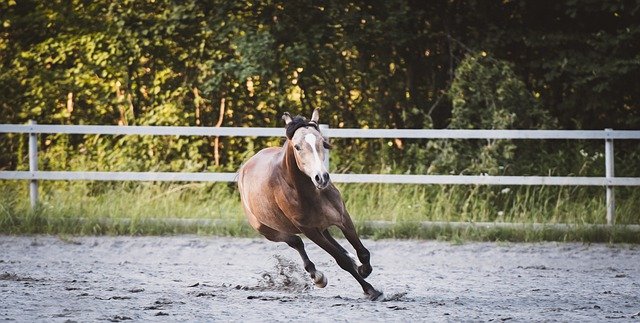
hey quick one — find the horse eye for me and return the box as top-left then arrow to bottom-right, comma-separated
294,144 -> 302,151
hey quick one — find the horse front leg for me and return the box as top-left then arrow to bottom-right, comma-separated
339,214 -> 373,278
322,229 -> 360,272
283,235 -> 328,288
302,227 -> 383,300
255,223 -> 327,288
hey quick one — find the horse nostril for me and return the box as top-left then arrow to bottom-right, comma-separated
323,173 -> 330,182
315,174 -> 321,183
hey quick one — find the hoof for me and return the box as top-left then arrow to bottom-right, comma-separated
313,271 -> 327,288
367,289 -> 384,301
358,264 -> 372,278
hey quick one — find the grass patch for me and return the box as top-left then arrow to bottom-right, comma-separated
1,180 -> 638,242
354,222 -> 640,243
0,181 -> 248,235
340,183 -> 639,225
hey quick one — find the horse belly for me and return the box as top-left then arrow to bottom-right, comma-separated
257,208 -> 301,234
246,189 -> 300,234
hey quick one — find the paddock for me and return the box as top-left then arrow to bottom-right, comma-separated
1,235 -> 638,321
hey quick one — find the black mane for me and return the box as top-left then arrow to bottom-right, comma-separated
285,115 -> 318,139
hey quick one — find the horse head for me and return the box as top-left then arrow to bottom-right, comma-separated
282,109 -> 332,190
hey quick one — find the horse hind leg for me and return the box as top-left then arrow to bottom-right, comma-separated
256,224 -> 327,288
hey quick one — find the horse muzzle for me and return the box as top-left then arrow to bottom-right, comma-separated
313,172 -> 331,189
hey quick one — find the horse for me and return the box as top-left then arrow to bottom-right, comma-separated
237,109 -> 383,301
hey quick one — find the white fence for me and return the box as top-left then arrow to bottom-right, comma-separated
1,122 -> 640,225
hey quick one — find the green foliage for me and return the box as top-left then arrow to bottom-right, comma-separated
1,1 -> 639,235
427,53 -> 554,175
2,0 -> 639,175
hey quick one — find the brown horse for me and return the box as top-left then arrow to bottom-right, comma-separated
238,109 -> 383,300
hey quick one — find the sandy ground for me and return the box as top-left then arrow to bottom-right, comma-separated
1,235 -> 639,322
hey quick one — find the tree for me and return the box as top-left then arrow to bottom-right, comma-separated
1,0 -> 638,175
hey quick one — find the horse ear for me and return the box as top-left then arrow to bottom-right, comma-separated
311,109 -> 320,123
282,112 -> 293,125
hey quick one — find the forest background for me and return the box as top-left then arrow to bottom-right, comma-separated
1,0 -> 639,238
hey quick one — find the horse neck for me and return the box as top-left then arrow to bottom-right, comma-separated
282,141 -> 315,192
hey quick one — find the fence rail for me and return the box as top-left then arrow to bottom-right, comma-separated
2,171 -> 639,187
4,123 -> 640,139
1,122 -> 639,225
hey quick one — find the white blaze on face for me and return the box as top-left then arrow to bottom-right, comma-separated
304,133 -> 323,172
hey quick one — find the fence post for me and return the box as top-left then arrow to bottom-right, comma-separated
28,120 -> 39,209
320,124 -> 330,171
605,128 -> 615,225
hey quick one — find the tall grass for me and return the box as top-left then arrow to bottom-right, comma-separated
1,180 -> 638,242
340,183 -> 639,225
0,181 -> 249,236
